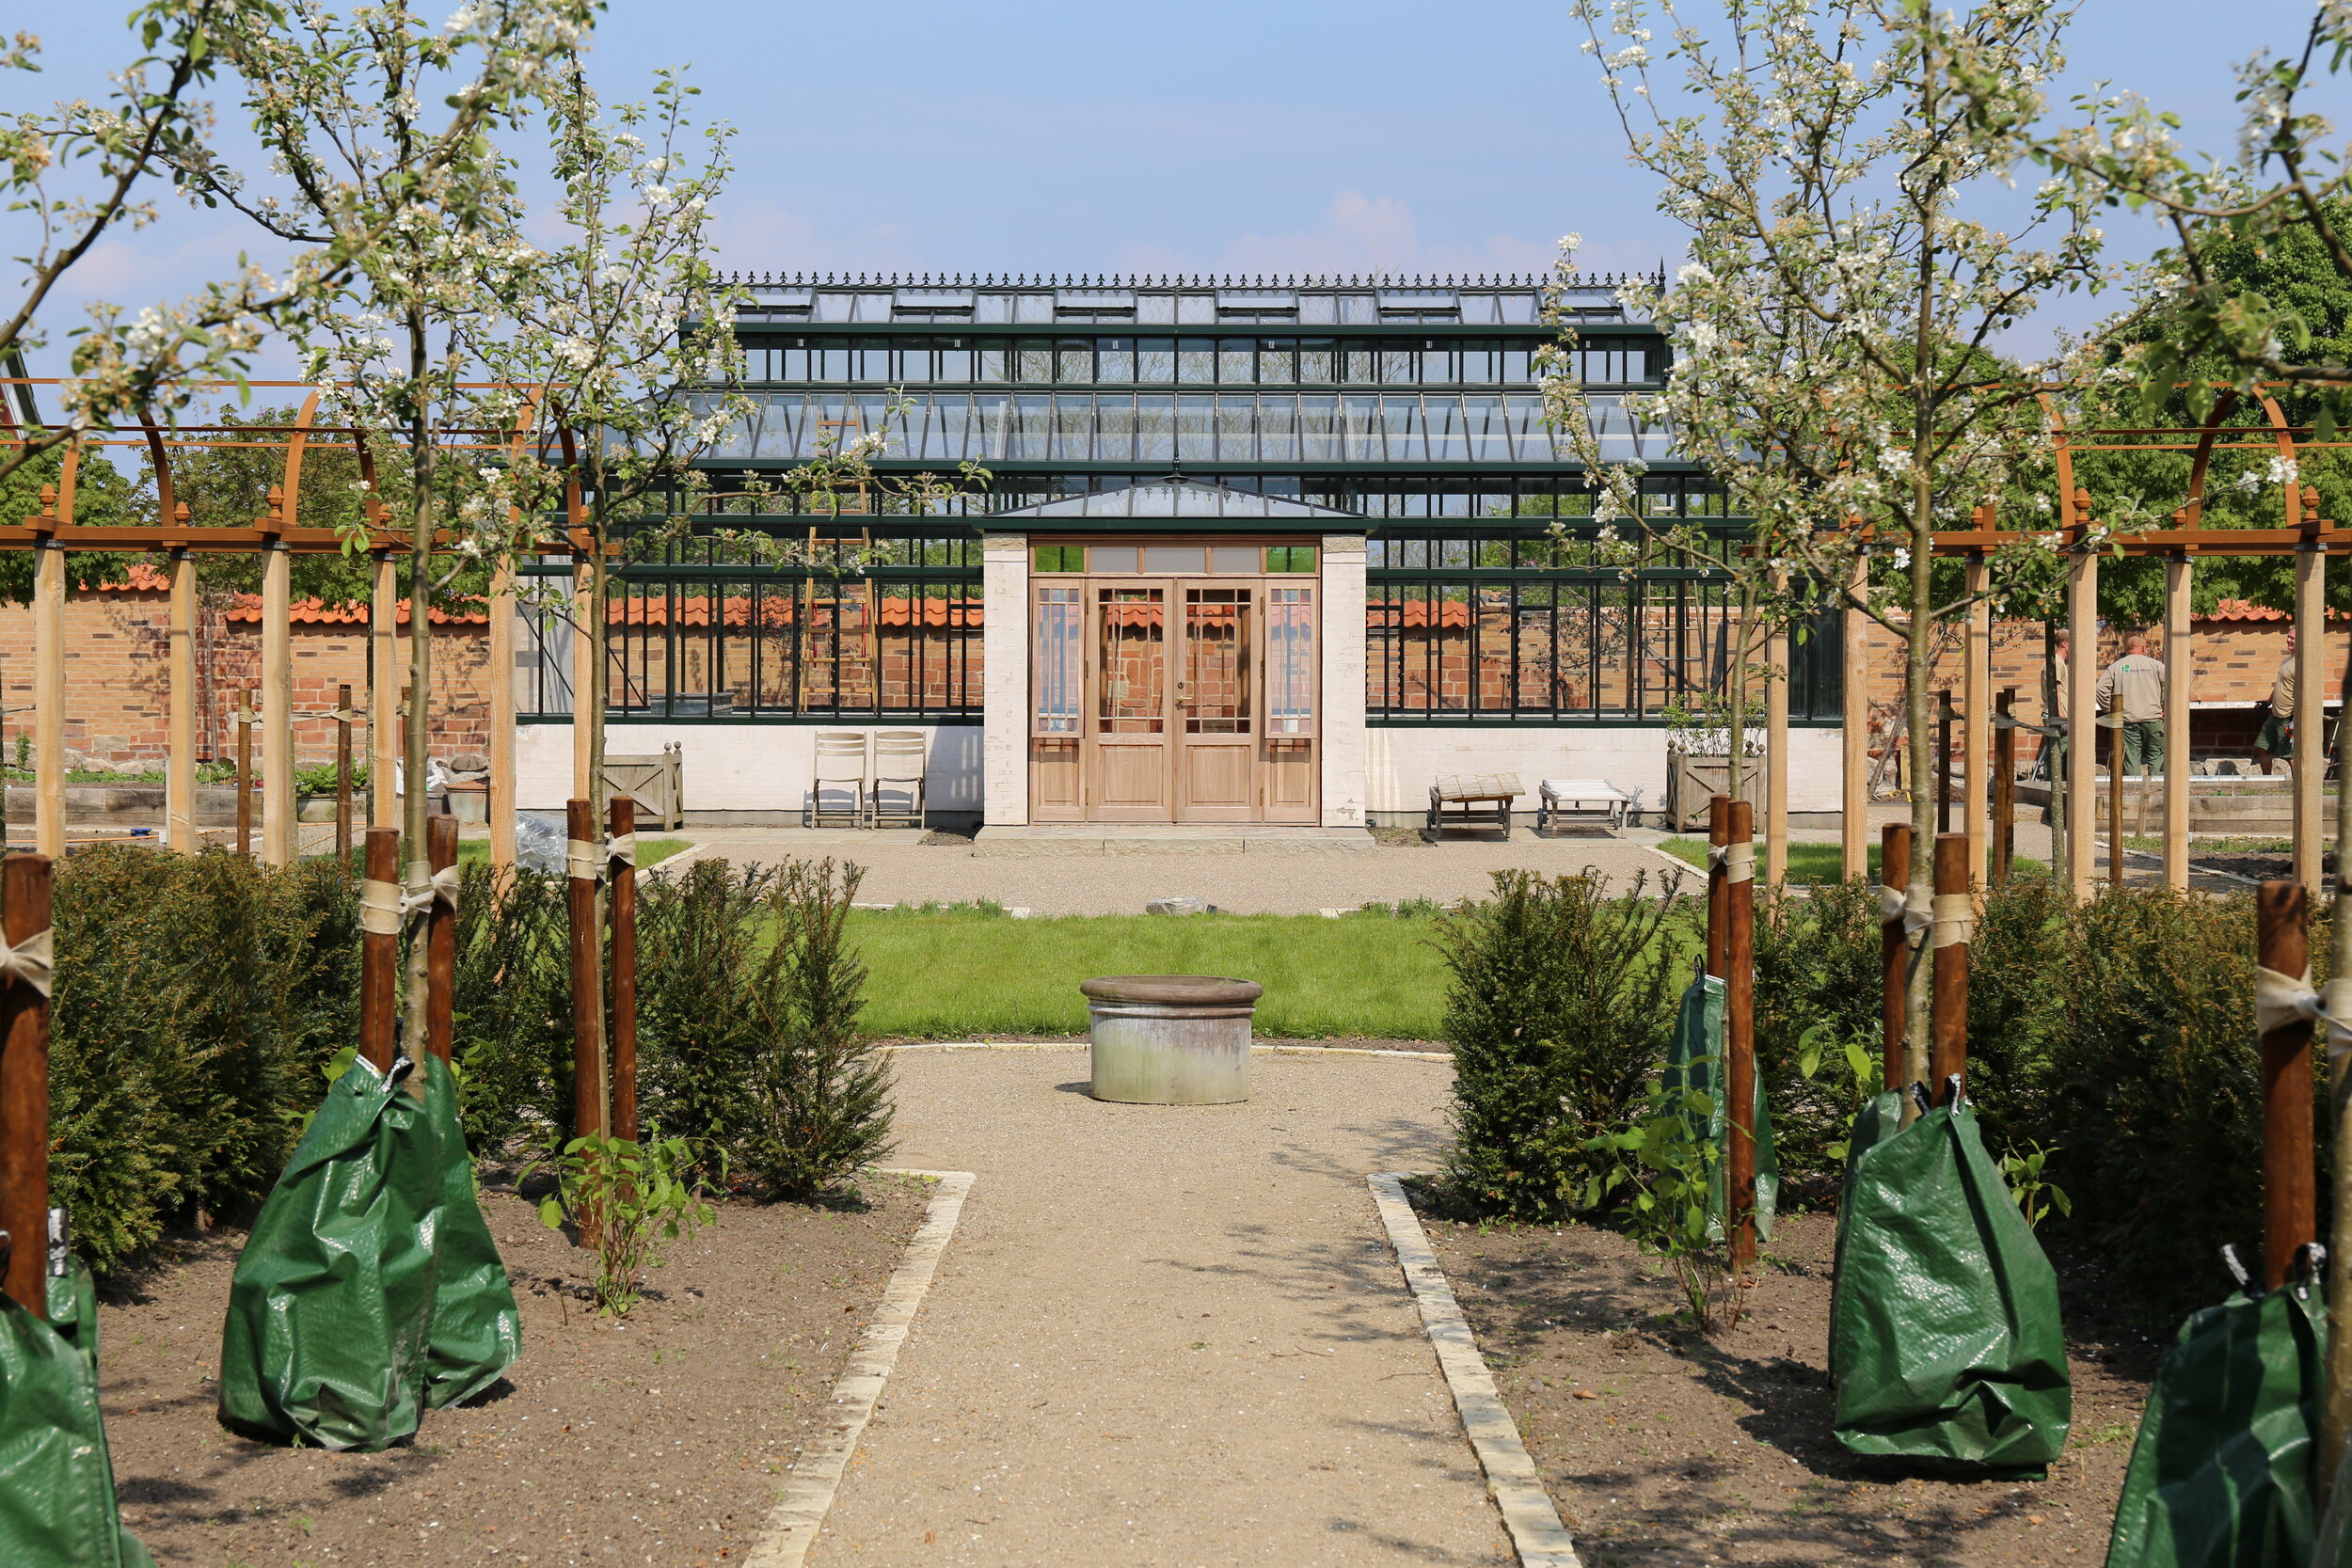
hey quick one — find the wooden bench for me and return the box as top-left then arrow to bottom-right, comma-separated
1537,778 -> 1631,834
1427,772 -> 1521,838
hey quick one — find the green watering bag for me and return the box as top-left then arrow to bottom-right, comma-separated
217,1054 -> 440,1450
416,1052 -> 520,1410
1663,970 -> 1779,1243
0,1259 -> 153,1567
2106,1259 -> 2326,1568
1830,1091 -> 2072,1474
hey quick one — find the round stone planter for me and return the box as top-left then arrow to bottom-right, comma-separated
1079,974 -> 1262,1105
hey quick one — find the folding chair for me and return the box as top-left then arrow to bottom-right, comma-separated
868,730 -> 929,829
807,731 -> 868,827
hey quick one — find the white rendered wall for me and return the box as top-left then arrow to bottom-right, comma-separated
514,722 -> 983,816
981,533 -> 1029,827
1318,533 -> 1368,827
1363,724 -> 1845,818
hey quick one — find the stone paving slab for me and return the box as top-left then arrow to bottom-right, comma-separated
807,1048 -> 1511,1568
670,829 -> 1677,915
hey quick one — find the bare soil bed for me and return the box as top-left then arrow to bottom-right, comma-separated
98,1170 -> 930,1567
1416,1205 -> 2158,1568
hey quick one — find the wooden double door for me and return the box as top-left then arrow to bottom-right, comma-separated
1031,574 -> 1317,824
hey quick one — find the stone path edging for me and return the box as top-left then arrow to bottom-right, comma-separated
880,1040 -> 1453,1062
1368,1172 -> 1583,1568
743,1167 -> 976,1568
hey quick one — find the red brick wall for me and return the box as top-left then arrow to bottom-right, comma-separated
0,586 -> 491,768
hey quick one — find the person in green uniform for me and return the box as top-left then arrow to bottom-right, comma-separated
2096,632 -> 2167,781
2256,627 -> 2295,774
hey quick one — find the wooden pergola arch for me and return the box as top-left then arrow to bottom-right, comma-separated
1821,389 -> 2352,897
0,379 -> 585,870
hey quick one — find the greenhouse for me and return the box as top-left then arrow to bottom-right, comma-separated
511,271 -> 1844,829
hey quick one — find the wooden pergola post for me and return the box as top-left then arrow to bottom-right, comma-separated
33,535 -> 63,863
167,546 -> 198,853
2295,544 -> 2325,893
488,558 -> 518,872
2164,554 -> 2192,892
1963,552 -> 1991,889
261,524 -> 294,867
1842,548 -> 1870,879
371,550 -> 398,830
2066,545 -> 2099,901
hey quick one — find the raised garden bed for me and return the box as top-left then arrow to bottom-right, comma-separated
99,1169 -> 930,1566
1412,1203 -> 2156,1567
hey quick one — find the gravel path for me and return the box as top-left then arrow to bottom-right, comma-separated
672,828 -> 1678,915
808,1047 -> 1511,1567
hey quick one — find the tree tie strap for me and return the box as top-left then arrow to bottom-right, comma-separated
608,832 -> 636,870
360,879 -> 403,937
2252,968 -> 2349,1067
1931,893 -> 1974,949
397,862 -> 462,919
1707,841 -> 1756,883
1880,884 -> 1931,937
1990,712 -> 2063,738
0,927 -> 54,997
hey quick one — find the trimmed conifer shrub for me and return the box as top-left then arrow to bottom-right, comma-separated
1438,867 -> 1685,1219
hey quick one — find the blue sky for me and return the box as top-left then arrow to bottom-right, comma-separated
11,0 -> 2344,371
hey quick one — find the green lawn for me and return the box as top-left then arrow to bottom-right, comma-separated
850,909 -> 1450,1039
1655,837 -> 2047,882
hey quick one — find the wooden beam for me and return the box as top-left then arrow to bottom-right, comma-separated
2256,880 -> 2318,1290
1842,552 -> 1870,879
371,552 -> 398,830
261,541 -> 294,866
573,559 -> 595,804
2165,556 -> 2192,891
33,541 -> 62,861
0,853 -> 53,1312
1964,556 -> 1991,889
2296,546 -> 2326,892
488,559 -> 518,872
2067,548 -> 2098,901
167,548 -> 198,852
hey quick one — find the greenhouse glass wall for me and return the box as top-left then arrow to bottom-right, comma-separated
511,272 -> 1845,829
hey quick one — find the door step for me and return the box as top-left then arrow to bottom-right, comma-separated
971,825 -> 1375,857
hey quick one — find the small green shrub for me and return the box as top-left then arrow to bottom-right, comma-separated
738,859 -> 894,1200
450,863 -> 573,1150
292,760 -> 370,796
1438,867 -> 1686,1220
50,846 -> 358,1276
525,1131 -> 716,1317
1582,1074 -> 1741,1332
1753,879 -> 1881,1188
637,860 -> 780,1167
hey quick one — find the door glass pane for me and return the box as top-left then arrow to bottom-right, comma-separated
1098,588 -> 1165,734
1267,586 -> 1314,735
1183,588 -> 1252,735
1034,586 -> 1082,734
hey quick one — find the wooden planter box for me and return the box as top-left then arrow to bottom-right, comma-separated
1664,752 -> 1764,832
